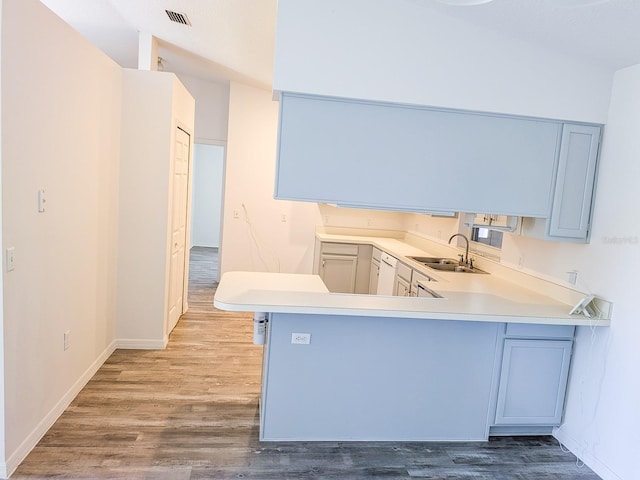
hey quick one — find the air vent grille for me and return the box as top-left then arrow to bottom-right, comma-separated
165,10 -> 191,26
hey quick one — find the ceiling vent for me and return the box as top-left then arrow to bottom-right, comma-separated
165,10 -> 191,26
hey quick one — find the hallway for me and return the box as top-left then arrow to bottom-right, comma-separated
12,248 -> 600,479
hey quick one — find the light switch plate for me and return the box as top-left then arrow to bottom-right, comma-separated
6,247 -> 15,272
38,189 -> 46,212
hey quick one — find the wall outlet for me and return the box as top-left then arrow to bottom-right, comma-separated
291,333 -> 311,345
233,210 -> 239,219
64,330 -> 70,351
567,270 -> 578,285
281,214 -> 287,222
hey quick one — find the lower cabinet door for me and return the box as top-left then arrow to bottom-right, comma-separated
495,339 -> 572,425
394,275 -> 410,297
320,254 -> 358,293
369,259 -> 380,295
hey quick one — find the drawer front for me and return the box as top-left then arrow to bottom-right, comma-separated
505,323 -> 575,340
321,242 -> 359,256
397,262 -> 412,282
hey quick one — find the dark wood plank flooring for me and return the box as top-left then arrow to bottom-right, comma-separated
13,247 -> 601,479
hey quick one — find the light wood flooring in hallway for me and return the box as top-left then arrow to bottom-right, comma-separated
13,247 -> 601,479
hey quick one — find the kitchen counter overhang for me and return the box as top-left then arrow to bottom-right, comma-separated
214,271 -> 608,327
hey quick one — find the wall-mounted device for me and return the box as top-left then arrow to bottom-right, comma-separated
569,294 -> 597,318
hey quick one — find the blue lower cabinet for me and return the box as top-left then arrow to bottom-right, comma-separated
494,339 -> 573,426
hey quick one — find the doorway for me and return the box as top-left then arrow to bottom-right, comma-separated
189,143 -> 225,284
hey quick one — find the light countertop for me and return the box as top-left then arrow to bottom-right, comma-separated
215,260 -> 609,327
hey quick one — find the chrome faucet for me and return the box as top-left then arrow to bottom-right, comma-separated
448,233 -> 470,266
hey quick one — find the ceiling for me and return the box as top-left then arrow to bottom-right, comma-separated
40,0 -> 640,89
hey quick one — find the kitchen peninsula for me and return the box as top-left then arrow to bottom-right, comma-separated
214,232 -> 610,442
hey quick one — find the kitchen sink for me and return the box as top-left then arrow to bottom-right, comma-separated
410,256 -> 459,265
409,256 -> 489,274
426,263 -> 488,274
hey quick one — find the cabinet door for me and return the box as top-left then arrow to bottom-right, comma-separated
394,275 -> 410,297
548,124 -> 600,240
495,339 -> 572,426
369,259 -> 380,295
276,93 -> 559,216
320,254 -> 358,293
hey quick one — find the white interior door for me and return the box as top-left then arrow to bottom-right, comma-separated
167,127 -> 191,335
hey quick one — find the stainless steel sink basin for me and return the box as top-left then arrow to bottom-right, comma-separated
409,256 -> 488,274
410,256 -> 458,265
425,263 -> 488,274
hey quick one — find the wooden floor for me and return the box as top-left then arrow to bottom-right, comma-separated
13,247 -> 601,479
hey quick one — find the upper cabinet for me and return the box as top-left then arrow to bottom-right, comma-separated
548,124 -> 601,240
275,93 -> 560,217
520,124 -> 602,243
275,92 -> 602,242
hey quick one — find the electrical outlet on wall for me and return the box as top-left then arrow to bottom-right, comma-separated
291,333 -> 311,345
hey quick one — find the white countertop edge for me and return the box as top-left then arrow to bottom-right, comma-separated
213,298 -> 609,327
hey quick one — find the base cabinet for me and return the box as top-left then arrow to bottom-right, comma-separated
494,334 -> 573,427
320,254 -> 357,293
259,312 -> 578,441
394,262 -> 412,297
317,242 -> 371,294
368,248 -> 381,294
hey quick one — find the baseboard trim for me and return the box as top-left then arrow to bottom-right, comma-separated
489,425 -> 554,436
115,338 -> 167,350
3,340 -> 117,478
554,428 -> 623,480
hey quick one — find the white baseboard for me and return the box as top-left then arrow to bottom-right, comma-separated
3,340 -> 117,478
115,338 -> 167,350
554,429 -> 623,480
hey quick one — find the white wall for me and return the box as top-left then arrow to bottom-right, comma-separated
404,213 -> 460,245
116,70 -> 195,346
177,74 -> 229,144
190,144 -> 224,249
220,82 -> 320,274
274,0 -> 613,123
0,1 -> 5,474
1,0 -> 122,474
317,204 -> 407,232
507,65 -> 640,480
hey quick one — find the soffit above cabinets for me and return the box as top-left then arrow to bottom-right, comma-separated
406,0 -> 640,70
41,0 -> 640,90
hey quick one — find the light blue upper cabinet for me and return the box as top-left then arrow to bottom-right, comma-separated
275,93 -> 561,217
548,124 -> 601,240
